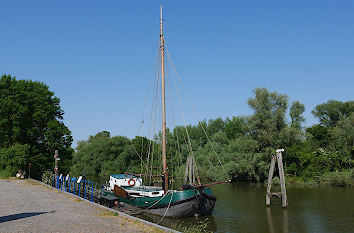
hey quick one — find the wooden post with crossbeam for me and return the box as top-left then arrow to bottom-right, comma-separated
266,149 -> 288,208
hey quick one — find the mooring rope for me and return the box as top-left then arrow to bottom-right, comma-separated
157,191 -> 174,224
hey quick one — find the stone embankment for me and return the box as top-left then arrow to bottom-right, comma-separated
0,178 -> 174,233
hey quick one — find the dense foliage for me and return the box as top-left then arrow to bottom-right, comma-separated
71,88 -> 353,184
286,100 -> 354,178
0,74 -> 73,178
1,74 -> 352,184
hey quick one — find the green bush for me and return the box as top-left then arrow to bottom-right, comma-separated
42,170 -> 54,185
322,171 -> 353,186
272,176 -> 280,185
0,144 -> 29,177
0,169 -> 10,178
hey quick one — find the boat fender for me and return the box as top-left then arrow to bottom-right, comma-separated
128,178 -> 136,186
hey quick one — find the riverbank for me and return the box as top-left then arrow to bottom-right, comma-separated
0,178 -> 173,233
283,170 -> 354,187
261,170 -> 354,191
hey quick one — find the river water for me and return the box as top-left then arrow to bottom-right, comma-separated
140,183 -> 354,232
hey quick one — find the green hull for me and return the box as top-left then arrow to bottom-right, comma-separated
102,187 -> 216,217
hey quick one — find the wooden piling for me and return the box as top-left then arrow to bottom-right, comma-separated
184,157 -> 190,185
265,149 -> 288,208
266,155 -> 276,206
54,150 -> 59,188
277,150 -> 288,208
184,156 -> 196,185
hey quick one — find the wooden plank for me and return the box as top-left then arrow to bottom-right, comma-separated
114,185 -> 129,198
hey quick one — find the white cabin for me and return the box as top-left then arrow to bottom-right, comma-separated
108,174 -> 164,197
109,174 -> 142,191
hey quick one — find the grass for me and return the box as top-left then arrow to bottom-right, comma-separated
72,197 -> 83,202
24,179 -> 41,185
96,209 -> 166,233
97,210 -> 116,217
175,219 -> 210,233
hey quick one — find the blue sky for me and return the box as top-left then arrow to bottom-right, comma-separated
1,1 -> 353,146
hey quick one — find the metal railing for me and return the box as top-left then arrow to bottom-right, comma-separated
52,175 -> 103,202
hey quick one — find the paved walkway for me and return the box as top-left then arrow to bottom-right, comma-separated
0,179 -> 165,233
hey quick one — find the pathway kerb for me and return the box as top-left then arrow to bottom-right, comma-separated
29,179 -> 179,233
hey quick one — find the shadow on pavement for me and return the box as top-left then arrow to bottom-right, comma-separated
0,210 -> 56,223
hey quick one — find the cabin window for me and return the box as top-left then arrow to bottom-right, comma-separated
152,192 -> 159,195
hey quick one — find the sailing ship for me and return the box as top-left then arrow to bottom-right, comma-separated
102,6 -> 229,218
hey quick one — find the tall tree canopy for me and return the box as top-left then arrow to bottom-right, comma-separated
0,74 -> 73,178
290,101 -> 305,129
247,88 -> 289,153
312,100 -> 354,127
71,132 -> 134,180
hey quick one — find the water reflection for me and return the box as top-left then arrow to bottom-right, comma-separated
95,180 -> 354,232
266,207 -> 289,233
266,207 -> 275,233
282,209 -> 288,233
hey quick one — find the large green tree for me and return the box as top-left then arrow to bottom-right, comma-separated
312,100 -> 354,127
247,88 -> 289,153
71,131 -> 133,181
0,74 -> 73,178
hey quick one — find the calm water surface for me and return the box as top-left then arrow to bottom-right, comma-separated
140,183 -> 354,232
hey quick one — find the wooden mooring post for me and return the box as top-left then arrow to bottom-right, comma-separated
54,150 -> 59,188
184,156 -> 201,186
266,149 -> 288,208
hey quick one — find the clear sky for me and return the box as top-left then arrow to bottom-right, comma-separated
1,1 -> 353,146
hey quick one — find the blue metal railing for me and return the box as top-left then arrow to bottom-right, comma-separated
52,175 -> 99,202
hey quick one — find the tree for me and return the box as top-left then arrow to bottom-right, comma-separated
290,101 -> 305,129
247,88 -> 289,153
306,124 -> 330,147
329,112 -> 354,168
285,101 -> 306,145
312,100 -> 354,127
71,131 -> 132,180
0,74 -> 73,178
224,116 -> 247,140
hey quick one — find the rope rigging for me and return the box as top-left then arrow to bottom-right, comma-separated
129,35 -> 230,186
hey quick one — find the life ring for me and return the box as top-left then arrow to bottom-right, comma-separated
128,178 -> 136,186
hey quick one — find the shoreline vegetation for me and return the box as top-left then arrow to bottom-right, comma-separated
285,170 -> 354,187
1,74 -> 353,190
267,170 -> 354,187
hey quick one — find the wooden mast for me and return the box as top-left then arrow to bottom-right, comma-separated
160,5 -> 168,193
